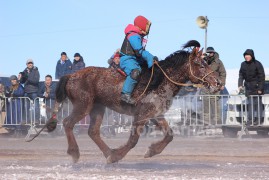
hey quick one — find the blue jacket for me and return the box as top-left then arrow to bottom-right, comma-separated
6,84 -> 24,98
55,59 -> 72,79
38,82 -> 57,100
120,24 -> 154,69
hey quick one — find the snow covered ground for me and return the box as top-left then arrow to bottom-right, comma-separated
1,133 -> 269,179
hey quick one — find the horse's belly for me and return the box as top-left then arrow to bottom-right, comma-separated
141,92 -> 173,117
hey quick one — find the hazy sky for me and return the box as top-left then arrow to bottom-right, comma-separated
1,0 -> 269,82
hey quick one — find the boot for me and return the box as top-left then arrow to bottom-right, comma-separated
121,93 -> 135,105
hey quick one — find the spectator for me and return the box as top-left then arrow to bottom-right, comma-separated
108,52 -> 120,69
21,59 -> 40,122
0,83 -> 8,134
55,52 -> 72,79
120,15 -> 158,104
38,75 -> 57,118
201,47 -> 226,126
5,75 -> 24,126
72,53 -> 85,73
238,49 -> 265,126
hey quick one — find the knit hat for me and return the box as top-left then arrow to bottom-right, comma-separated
61,52 -> 67,56
10,75 -> 18,81
206,47 -> 216,53
74,53 -> 81,57
26,59 -> 34,65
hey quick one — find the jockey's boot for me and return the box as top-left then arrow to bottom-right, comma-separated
121,93 -> 135,104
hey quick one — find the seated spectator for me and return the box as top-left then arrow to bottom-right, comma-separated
72,53 -> 85,73
5,75 -> 24,126
38,75 -> 57,118
0,83 -> 8,134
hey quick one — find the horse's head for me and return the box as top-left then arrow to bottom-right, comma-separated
188,47 -> 222,93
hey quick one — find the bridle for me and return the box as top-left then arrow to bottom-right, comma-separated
136,52 -> 214,103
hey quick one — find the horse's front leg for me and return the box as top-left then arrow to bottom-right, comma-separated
144,118 -> 173,158
107,117 -> 145,164
63,107 -> 88,163
88,104 -> 112,159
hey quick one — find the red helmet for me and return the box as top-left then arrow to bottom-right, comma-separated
134,15 -> 151,35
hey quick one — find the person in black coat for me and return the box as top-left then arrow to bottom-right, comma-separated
238,49 -> 265,125
72,53 -> 86,73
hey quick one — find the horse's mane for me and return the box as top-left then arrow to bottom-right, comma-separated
139,40 -> 200,90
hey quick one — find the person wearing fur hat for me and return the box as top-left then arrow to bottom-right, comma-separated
238,49 -> 265,126
72,53 -> 85,73
119,15 -> 158,104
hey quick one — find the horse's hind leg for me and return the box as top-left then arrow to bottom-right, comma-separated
144,118 -> 173,158
63,105 -> 88,163
88,104 -> 112,159
107,117 -> 145,164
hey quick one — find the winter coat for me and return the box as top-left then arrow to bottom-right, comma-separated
55,59 -> 72,79
120,24 -> 154,71
22,66 -> 40,93
38,82 -> 57,100
38,82 -> 57,107
201,52 -> 226,95
238,49 -> 265,96
72,58 -> 85,73
5,83 -> 24,124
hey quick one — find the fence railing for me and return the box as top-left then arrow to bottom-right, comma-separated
1,94 -> 269,137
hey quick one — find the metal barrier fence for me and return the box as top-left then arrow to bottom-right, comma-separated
1,94 -> 269,137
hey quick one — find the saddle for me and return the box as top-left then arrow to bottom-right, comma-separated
110,63 -> 127,77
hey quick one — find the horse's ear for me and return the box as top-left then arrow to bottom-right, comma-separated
190,47 -> 197,57
198,48 -> 204,57
190,47 -> 200,60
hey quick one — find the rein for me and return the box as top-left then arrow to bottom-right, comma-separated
136,55 -> 214,104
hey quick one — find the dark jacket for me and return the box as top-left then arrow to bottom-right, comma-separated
6,83 -> 24,98
55,59 -> 72,79
38,82 -> 57,100
238,49 -> 265,96
72,57 -> 85,73
202,52 -> 226,95
206,52 -> 226,86
22,66 -> 40,93
5,83 -> 24,124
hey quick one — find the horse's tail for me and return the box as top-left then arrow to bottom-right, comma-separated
56,75 -> 70,103
182,40 -> 200,49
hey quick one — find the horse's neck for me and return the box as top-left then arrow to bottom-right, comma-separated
159,63 -> 189,96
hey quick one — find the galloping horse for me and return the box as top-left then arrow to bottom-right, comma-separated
33,40 -> 222,163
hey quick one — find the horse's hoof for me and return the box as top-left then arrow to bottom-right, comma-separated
67,149 -> 80,163
144,149 -> 153,158
72,156 -> 79,163
106,155 -> 118,164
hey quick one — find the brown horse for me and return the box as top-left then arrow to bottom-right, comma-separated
45,40 -> 221,163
